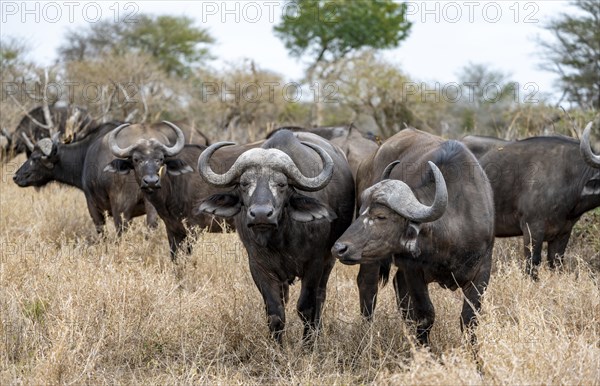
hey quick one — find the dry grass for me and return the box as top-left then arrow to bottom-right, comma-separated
1,157 -> 599,385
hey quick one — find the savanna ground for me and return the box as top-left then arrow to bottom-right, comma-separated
1,156 -> 599,385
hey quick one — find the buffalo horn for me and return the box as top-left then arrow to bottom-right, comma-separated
287,142 -> 334,191
20,132 -> 35,151
157,121 -> 185,157
107,123 -> 134,158
198,141 -> 334,191
580,122 -> 600,168
381,160 -> 401,180
2,128 -> 12,140
373,161 -> 448,223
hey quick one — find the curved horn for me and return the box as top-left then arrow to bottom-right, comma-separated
282,142 -> 334,191
381,161 -> 400,180
158,121 -> 186,157
378,161 -> 448,223
107,123 -> 133,158
2,128 -> 12,141
198,141 -> 238,186
580,122 -> 600,168
199,141 -> 334,191
21,132 -> 35,151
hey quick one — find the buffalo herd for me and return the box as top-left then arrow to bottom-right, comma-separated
4,105 -> 600,345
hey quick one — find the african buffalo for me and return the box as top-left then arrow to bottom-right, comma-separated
197,129 -> 355,343
267,125 -> 352,141
332,128 -> 495,345
461,134 -> 511,159
12,120 -> 211,234
268,124 -> 379,179
104,122 -> 255,259
12,121 -> 157,234
329,125 -> 379,179
474,122 -> 600,278
1,103 -> 211,162
1,104 -> 94,161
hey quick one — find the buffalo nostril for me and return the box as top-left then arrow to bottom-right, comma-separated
333,242 -> 348,257
143,175 -> 159,186
249,206 -> 273,219
248,205 -> 276,226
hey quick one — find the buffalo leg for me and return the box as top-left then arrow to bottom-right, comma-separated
297,255 -> 334,342
111,203 -> 132,236
393,268 -> 412,320
461,256 -> 491,344
115,213 -> 135,236
405,271 -> 435,345
166,229 -> 187,261
144,198 -> 159,229
249,260 -> 286,344
315,257 -> 335,328
547,232 -> 571,269
521,221 -> 544,279
85,195 -> 106,235
357,263 -> 382,320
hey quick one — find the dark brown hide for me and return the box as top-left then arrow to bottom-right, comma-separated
333,128 -> 495,345
198,130 -> 355,344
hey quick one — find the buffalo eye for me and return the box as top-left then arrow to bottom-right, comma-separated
277,182 -> 287,188
133,157 -> 140,163
240,181 -> 250,188
375,214 -> 387,220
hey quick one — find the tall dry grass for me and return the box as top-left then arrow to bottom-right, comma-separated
1,157 -> 599,385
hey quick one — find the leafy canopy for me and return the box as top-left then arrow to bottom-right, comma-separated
1,37 -> 29,71
539,0 -> 600,109
58,14 -> 213,78
274,0 -> 412,65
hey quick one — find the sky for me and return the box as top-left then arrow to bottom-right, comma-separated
1,1 -> 573,102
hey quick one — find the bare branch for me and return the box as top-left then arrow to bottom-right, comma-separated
63,107 -> 82,143
41,69 -> 55,133
139,86 -> 148,123
9,94 -> 52,130
114,80 -> 133,102
124,109 -> 138,122
101,85 -> 118,123
559,106 -> 579,139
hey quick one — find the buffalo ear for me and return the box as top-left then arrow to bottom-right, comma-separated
196,193 -> 241,218
165,159 -> 193,175
582,177 -> 600,196
288,192 -> 337,222
401,222 -> 421,257
104,159 -> 133,175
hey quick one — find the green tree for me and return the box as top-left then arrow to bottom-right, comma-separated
333,51 -> 415,137
58,14 -> 213,77
0,37 -> 38,79
0,37 -> 27,70
274,0 -> 411,69
274,0 -> 412,124
125,15 -> 213,77
539,0 -> 600,109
